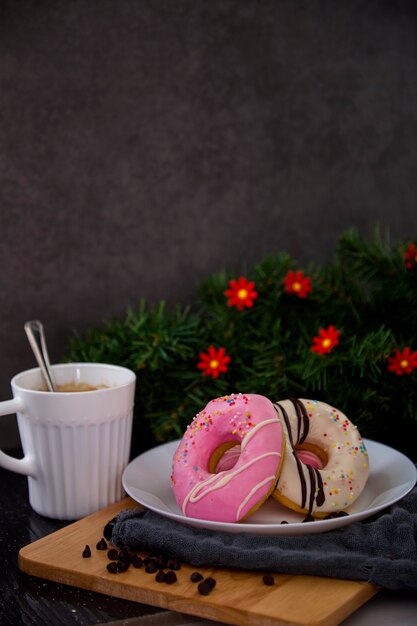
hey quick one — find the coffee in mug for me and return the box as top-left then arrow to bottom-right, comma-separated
40,382 -> 111,392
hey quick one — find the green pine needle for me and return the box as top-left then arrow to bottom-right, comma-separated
65,227 -> 417,458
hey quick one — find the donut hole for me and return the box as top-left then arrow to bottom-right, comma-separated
295,444 -> 328,470
209,443 -> 241,473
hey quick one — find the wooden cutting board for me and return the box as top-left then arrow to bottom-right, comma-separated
18,497 -> 378,626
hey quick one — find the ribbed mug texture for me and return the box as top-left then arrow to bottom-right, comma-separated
24,411 -> 133,519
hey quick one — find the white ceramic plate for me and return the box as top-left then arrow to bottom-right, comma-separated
122,438 -> 416,535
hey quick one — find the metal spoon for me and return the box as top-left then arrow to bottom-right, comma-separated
24,320 -> 56,392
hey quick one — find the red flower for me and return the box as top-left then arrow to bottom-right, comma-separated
197,346 -> 231,378
224,276 -> 258,310
283,270 -> 312,298
387,347 -> 417,375
404,243 -> 417,269
311,326 -> 340,355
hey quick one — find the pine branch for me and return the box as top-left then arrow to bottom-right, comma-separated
64,227 -> 417,459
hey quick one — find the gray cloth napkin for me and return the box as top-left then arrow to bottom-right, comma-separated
110,484 -> 417,592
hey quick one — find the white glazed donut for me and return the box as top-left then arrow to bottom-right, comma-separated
273,398 -> 369,519
171,393 -> 285,523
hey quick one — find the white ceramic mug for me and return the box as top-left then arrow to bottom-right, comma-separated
0,363 -> 136,520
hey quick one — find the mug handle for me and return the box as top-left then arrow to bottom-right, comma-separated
0,397 -> 37,476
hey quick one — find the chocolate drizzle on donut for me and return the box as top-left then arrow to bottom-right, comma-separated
305,465 -> 317,520
274,399 -> 326,520
289,397 -> 309,444
275,402 -> 308,510
313,467 -> 325,507
303,465 -> 325,521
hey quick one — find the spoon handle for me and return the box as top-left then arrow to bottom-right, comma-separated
24,320 -> 56,392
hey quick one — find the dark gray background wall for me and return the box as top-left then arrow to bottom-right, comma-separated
1,0 -> 417,448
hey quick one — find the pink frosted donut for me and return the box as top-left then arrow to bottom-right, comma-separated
171,393 -> 285,523
273,398 -> 369,518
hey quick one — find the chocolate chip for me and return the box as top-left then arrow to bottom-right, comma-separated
196,577 -> 216,595
205,577 -> 216,590
190,572 -> 204,582
324,511 -> 349,519
164,571 -> 177,584
156,555 -> 168,569
197,581 -> 211,595
145,554 -> 166,569
103,516 -> 117,541
280,520 -> 288,524
117,561 -> 130,573
118,548 -> 133,563
145,562 -> 158,574
167,558 -> 181,570
82,545 -> 91,558
107,548 -> 119,561
96,538 -> 108,550
155,570 -> 166,582
132,554 -> 143,568
262,574 -> 275,586
106,562 -> 118,574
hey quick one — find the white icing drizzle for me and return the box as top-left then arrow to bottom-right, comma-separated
236,475 -> 276,520
240,417 -> 280,450
182,451 -> 281,515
